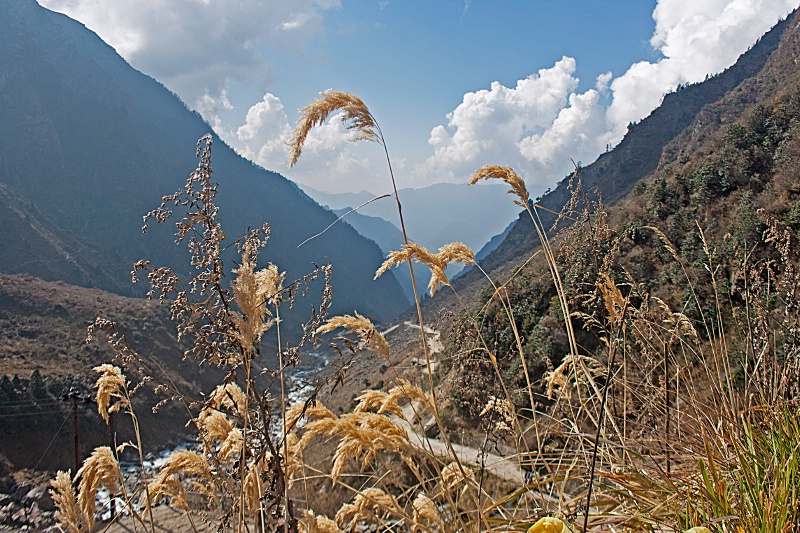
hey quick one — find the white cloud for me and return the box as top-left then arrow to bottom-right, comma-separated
196,89 -> 234,131
72,0 -> 795,194
236,92 -> 293,167
38,0 -> 341,125
416,0 -> 798,192
418,57 -> 583,187
607,0 -> 798,139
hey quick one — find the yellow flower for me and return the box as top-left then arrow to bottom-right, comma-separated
528,517 -> 565,533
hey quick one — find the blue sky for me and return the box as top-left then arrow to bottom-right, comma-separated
39,0 -> 800,195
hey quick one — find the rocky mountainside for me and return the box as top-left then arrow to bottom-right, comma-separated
422,8 -> 800,431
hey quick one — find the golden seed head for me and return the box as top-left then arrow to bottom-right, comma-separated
290,90 -> 380,167
93,364 -> 129,423
469,165 -> 530,208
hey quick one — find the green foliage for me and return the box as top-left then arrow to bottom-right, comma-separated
646,176 -> 681,219
27,369 -> 47,399
0,374 -> 15,402
681,408 -> 800,533
689,161 -> 734,202
734,191 -> 763,244
782,200 -> 800,227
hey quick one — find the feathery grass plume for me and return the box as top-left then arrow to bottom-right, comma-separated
199,408 -> 233,439
298,412 -> 411,479
232,240 -> 284,354
644,225 -> 681,262
300,510 -> 345,533
243,457 -> 267,515
284,432 -> 304,485
411,492 -> 440,528
147,449 -> 214,511
207,382 -> 248,415
286,400 -> 336,432
257,263 -> 285,307
148,473 -> 189,511
289,91 -> 380,167
219,427 -> 244,461
353,389 -> 403,417
353,381 -> 432,417
49,470 -> 82,533
317,312 -> 390,359
597,272 -> 625,323
196,408 -> 243,461
543,354 -> 602,400
375,241 -> 475,296
76,446 -> 122,532
439,461 -> 476,494
437,241 -> 476,265
386,379 -> 435,414
147,450 -> 216,510
330,413 -> 410,480
94,364 -> 130,423
335,487 -> 400,530
374,242 -> 437,280
469,165 -> 530,208
650,296 -> 699,340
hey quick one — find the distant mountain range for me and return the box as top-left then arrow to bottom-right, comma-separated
301,182 -> 521,258
0,0 -> 408,331
301,182 -> 522,297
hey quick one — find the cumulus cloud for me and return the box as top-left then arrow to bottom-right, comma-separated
416,58 -> 610,189
236,93 -> 293,166
416,0 -> 798,191
38,0 -> 341,124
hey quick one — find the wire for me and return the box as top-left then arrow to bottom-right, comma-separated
0,410 -> 72,418
32,409 -> 72,472
0,398 -> 66,406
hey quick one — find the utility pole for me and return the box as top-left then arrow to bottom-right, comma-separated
62,389 -> 81,476
62,389 -> 96,478
108,404 -> 116,519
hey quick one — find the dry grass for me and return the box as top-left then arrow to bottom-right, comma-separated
316,313 -> 390,360
51,92 -> 800,533
289,91 -> 380,167
375,241 -> 475,296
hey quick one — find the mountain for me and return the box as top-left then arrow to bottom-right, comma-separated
0,274 -> 227,475
409,9 -> 800,453
301,182 -> 522,265
331,208 -> 405,259
432,11 -> 796,311
0,0 -> 408,331
329,208 -> 419,301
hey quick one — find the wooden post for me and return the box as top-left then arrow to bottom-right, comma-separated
71,391 -> 79,476
108,407 -> 115,519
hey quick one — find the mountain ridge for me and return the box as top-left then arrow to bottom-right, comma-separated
0,0 -> 409,329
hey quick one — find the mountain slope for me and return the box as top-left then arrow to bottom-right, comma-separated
331,208 -> 422,302
432,12 -> 795,313
0,0 -> 408,328
0,274 -> 225,475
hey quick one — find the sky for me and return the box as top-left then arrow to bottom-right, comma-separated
38,0 -> 800,195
